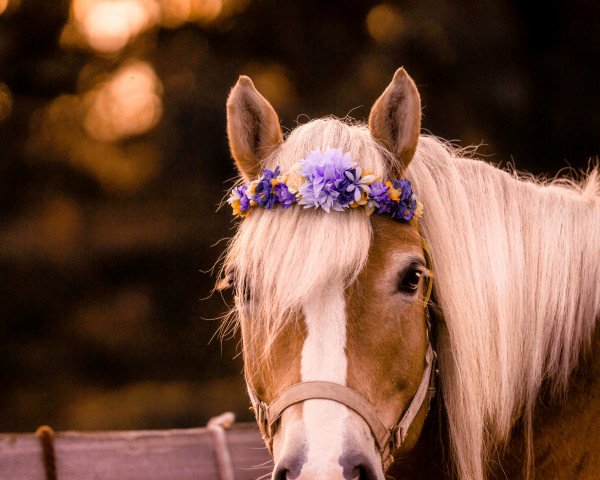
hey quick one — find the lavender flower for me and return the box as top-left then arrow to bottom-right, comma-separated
368,181 -> 391,210
274,182 -> 296,208
297,148 -> 356,212
343,167 -> 377,205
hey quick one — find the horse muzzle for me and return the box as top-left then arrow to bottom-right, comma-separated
270,401 -> 386,480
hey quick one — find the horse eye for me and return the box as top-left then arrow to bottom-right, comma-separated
398,268 -> 422,293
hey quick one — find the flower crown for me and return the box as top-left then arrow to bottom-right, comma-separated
228,148 -> 423,222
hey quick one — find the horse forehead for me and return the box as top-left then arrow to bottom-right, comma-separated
371,216 -> 423,251
352,218 -> 424,290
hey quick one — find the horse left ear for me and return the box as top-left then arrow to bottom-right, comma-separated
369,68 -> 421,170
227,75 -> 283,181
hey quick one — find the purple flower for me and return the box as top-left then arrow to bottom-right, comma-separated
228,185 -> 251,216
236,186 -> 251,212
297,148 -> 357,212
274,182 -> 297,208
389,194 -> 417,221
336,171 -> 356,206
250,167 -> 280,209
369,181 -> 395,215
393,179 -> 413,201
342,167 -> 377,205
263,167 -> 280,180
369,181 -> 390,205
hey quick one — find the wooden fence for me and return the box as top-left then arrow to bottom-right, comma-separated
0,413 -> 272,480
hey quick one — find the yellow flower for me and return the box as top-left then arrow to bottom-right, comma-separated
386,181 -> 400,201
360,169 -> 377,185
231,199 -> 241,216
248,181 -> 258,195
285,163 -> 304,193
414,200 -> 424,218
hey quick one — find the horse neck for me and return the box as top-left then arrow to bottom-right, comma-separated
517,173 -> 600,387
407,138 -> 600,480
412,143 -> 600,389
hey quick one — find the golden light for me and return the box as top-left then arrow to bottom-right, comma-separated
158,0 -> 191,27
366,4 -> 405,44
84,60 -> 163,142
243,64 -> 295,110
28,63 -> 162,194
0,83 -> 13,122
63,0 -> 250,46
189,0 -> 223,24
0,0 -> 19,15
158,0 -> 222,27
157,0 -> 253,28
70,0 -> 160,54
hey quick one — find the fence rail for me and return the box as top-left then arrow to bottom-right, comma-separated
0,414 -> 271,480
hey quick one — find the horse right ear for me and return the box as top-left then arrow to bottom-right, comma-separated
369,68 -> 421,171
226,76 -> 283,181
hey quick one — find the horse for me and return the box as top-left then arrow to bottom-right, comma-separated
217,68 -> 600,479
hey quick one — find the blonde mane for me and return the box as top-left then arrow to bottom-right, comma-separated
222,118 -> 600,479
409,137 -> 600,479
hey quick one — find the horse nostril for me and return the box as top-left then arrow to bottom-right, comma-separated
357,466 -> 367,480
340,453 -> 381,480
272,466 -> 288,480
272,451 -> 305,480
358,464 -> 378,480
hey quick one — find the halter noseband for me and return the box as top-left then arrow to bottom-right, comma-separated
245,239 -> 437,470
247,340 -> 436,469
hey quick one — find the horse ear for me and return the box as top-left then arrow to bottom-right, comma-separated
369,68 -> 421,170
226,76 -> 283,180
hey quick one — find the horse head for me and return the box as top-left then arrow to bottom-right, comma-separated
221,69 -> 436,479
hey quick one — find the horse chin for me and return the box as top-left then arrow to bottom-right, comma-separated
270,406 -> 386,480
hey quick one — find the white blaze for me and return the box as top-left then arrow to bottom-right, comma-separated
300,281 -> 348,475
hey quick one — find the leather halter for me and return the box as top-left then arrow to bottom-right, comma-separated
246,239 -> 437,470
247,341 -> 436,469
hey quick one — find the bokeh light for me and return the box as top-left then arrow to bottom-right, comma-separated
366,4 -> 405,44
64,0 -> 160,54
29,73 -> 162,195
159,0 -> 222,27
62,0 -> 250,52
82,0 -> 158,54
84,60 -> 163,142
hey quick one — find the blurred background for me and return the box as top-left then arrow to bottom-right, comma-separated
0,0 -> 598,432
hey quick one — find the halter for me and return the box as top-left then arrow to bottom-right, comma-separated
245,239 -> 437,470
